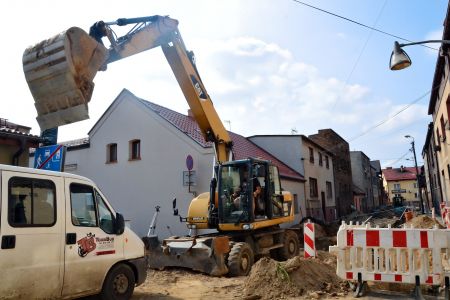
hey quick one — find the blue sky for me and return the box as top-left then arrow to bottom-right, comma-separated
1,0 -> 447,168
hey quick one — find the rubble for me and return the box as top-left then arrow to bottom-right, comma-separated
242,251 -> 349,299
405,214 -> 445,229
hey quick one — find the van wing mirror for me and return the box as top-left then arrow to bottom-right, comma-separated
114,212 -> 125,235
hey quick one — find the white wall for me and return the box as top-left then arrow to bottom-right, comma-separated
61,92 -> 215,238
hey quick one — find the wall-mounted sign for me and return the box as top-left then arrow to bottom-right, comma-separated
183,171 -> 197,186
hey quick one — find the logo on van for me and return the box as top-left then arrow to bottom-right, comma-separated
77,233 -> 96,257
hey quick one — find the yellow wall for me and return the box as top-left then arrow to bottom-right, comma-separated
383,177 -> 419,205
433,72 -> 450,203
0,145 -> 31,167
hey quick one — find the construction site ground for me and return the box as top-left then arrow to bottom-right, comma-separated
128,214 -> 447,300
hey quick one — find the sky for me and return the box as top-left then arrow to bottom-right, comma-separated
1,0 -> 448,168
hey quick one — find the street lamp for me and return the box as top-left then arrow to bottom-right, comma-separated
390,40 -> 450,70
405,135 -> 424,214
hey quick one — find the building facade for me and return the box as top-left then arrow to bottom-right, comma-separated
382,166 -> 420,208
425,4 -> 450,209
350,151 -> 375,213
309,129 -> 353,217
422,122 -> 443,212
1,118 -> 41,166
40,89 -> 305,238
248,135 -> 336,223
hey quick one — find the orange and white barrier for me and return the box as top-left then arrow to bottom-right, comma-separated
329,221 -> 450,287
304,221 -> 316,258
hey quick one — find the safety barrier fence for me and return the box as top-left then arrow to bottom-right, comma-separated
329,221 -> 450,290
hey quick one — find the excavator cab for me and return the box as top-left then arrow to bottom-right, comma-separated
217,158 -> 288,226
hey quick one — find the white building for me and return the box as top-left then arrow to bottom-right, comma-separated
37,89 -> 305,237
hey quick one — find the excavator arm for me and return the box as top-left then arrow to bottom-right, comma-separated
23,15 -> 232,163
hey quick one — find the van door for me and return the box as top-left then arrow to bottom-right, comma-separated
62,178 -> 124,297
0,170 -> 64,298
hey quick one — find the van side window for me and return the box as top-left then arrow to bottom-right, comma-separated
70,183 -> 97,227
95,190 -> 115,234
8,177 -> 56,227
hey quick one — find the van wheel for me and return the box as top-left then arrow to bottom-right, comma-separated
227,242 -> 254,276
100,263 -> 135,300
276,230 -> 299,260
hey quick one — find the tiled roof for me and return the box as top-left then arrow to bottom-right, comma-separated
138,98 -> 304,181
0,126 -> 41,140
382,167 -> 418,181
138,99 -> 212,148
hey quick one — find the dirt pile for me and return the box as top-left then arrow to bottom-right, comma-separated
406,214 -> 445,229
243,251 -> 349,299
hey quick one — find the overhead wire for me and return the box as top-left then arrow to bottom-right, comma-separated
290,0 -> 438,50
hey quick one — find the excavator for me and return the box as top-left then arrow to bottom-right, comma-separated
22,15 -> 300,276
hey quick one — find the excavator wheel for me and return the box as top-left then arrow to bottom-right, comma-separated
227,242 -> 254,276
276,230 -> 299,260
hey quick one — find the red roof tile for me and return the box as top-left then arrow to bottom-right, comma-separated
382,167 -> 418,181
138,98 -> 304,181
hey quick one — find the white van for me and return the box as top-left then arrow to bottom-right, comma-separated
0,164 -> 146,299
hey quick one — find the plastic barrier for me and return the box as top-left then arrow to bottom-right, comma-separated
304,221 -> 316,258
329,221 -> 450,297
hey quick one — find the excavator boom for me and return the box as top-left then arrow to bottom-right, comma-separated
23,15 -> 232,163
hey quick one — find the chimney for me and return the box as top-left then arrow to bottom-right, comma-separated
187,109 -> 195,119
400,165 -> 404,172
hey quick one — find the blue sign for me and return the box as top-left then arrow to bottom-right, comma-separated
186,155 -> 194,171
34,145 -> 66,171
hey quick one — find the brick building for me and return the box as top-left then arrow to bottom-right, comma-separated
309,129 -> 353,217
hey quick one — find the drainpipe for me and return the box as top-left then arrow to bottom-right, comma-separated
12,138 -> 26,166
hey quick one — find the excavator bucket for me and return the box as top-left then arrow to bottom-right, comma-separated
146,235 -> 230,276
23,27 -> 108,131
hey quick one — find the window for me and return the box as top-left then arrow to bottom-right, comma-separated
393,183 -> 401,190
326,181 -> 332,199
309,177 -> 318,198
8,177 -> 56,227
413,182 -> 418,188
325,156 -> 329,169
309,147 -> 314,163
70,183 -> 115,234
129,139 -> 141,160
96,190 -> 115,234
414,192 -> 418,198
441,115 -> 447,141
70,183 -> 97,227
437,128 -> 441,145
319,153 -> 323,166
106,143 -> 117,163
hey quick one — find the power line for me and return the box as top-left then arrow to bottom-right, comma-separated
348,89 -> 431,142
291,0 -> 438,51
386,151 -> 410,167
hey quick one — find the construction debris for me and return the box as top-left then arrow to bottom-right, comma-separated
242,251 -> 350,299
405,214 -> 445,229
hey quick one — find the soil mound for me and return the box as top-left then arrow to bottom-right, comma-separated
243,251 -> 348,299
406,214 -> 445,229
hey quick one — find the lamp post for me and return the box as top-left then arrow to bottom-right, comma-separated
405,135 -> 424,214
390,40 -> 450,70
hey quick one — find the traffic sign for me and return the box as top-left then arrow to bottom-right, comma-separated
34,145 -> 66,171
186,155 -> 194,171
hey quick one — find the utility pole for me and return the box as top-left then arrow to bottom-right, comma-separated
405,135 -> 424,214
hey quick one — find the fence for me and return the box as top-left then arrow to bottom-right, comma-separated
330,221 -> 450,296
